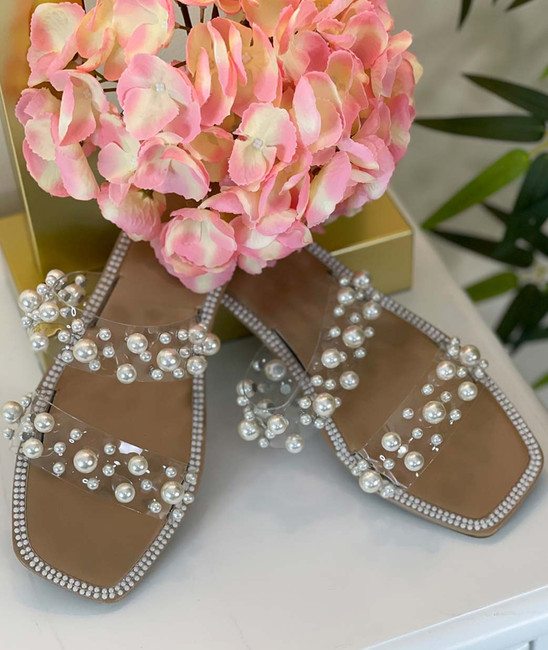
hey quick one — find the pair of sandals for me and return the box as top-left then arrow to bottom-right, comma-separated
3,234 -> 543,601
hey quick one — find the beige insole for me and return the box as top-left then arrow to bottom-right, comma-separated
228,249 -> 537,535
23,242 -> 207,587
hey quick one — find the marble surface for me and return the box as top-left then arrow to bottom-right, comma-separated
1,228 -> 548,649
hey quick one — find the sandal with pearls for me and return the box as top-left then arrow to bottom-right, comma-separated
2,234 -> 222,601
223,243 -> 543,537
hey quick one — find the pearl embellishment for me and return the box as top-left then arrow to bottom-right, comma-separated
359,470 -> 382,493
73,449 -> 98,474
381,431 -> 401,452
128,455 -> 148,476
22,438 -> 44,459
161,481 -> 184,505
458,381 -> 478,401
422,401 -> 446,425
115,482 -> 136,504
404,451 -> 425,472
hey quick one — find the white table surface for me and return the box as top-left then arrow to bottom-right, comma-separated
1,227 -> 548,650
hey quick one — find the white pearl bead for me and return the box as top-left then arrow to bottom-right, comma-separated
412,427 -> 423,439
117,363 -> 137,384
182,492 -> 194,505
459,344 -> 481,367
312,393 -> 337,417
363,301 -> 381,320
157,348 -> 181,372
352,270 -> 371,289
161,481 -> 184,505
64,283 -> 85,305
2,401 -> 24,423
18,289 -> 40,313
53,441 -> 66,455
104,442 -> 116,455
126,333 -> 148,354
87,478 -> 100,490
430,433 -> 443,446
264,359 -> 286,382
165,465 -> 178,478
69,427 -> 83,441
381,432 -> 401,452
34,412 -> 55,433
189,324 -> 207,344
149,500 -> 162,514
115,482 -> 135,504
359,470 -> 382,493
73,449 -> 98,474
267,414 -> 288,435
383,458 -> 395,470
141,479 -> 153,491
98,328 -> 111,341
436,360 -> 456,381
238,420 -> 261,441
458,381 -> 478,401
128,455 -> 148,476
38,301 -> 59,323
404,451 -> 425,472
102,464 -> 115,477
73,339 -> 98,363
321,348 -> 342,369
422,401 -> 446,424
45,269 -> 64,287
337,287 -> 356,305
285,433 -> 304,453
52,461 -> 65,475
203,333 -> 221,356
339,370 -> 359,390
22,438 -> 43,459
30,332 -> 49,352
187,355 -> 207,376
342,325 -> 365,349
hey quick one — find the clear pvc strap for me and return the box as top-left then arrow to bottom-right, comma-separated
9,393 -> 196,519
18,271 -> 221,383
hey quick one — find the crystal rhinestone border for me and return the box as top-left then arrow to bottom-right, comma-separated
222,242 -> 543,534
12,234 -> 221,600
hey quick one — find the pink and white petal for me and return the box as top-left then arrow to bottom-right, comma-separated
229,139 -> 272,187
293,78 -> 321,147
22,140 -> 68,198
25,116 -> 56,161
55,144 -> 99,201
305,152 -> 352,227
122,87 -> 178,139
98,142 -> 137,184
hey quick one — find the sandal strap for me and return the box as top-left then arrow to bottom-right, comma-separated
17,268 -> 222,383
232,268 -> 489,494
2,391 -> 196,520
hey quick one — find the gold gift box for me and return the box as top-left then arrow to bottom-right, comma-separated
0,0 -> 413,341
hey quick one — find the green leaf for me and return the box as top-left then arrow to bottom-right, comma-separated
496,153 -> 548,254
466,272 -> 518,301
534,372 -> 548,389
496,284 -> 540,343
482,203 -> 509,223
465,74 -> 548,120
459,0 -> 474,26
415,115 -> 545,142
507,0 -> 537,9
423,150 -> 530,229
430,230 -> 534,267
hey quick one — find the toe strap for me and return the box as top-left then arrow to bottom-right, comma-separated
3,392 -> 196,520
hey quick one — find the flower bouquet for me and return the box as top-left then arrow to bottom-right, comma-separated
17,0 -> 421,292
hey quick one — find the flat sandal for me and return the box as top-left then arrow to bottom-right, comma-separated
2,233 -> 223,601
223,243 -> 543,537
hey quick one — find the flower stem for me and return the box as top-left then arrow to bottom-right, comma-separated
177,2 -> 193,31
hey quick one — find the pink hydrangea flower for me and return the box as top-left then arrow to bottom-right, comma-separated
153,208 -> 238,292
76,0 -> 175,81
18,0 -> 420,292
118,54 -> 201,141
229,103 -> 297,188
27,2 -> 85,86
98,183 -> 165,241
16,88 -> 98,200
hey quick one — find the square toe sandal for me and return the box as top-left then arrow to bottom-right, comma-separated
2,234 -> 223,601
223,243 -> 543,537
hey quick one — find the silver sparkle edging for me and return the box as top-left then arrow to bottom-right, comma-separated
12,234 -> 223,601
222,242 -> 543,534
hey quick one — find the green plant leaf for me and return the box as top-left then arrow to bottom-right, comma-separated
415,115 -> 545,141
482,203 -> 509,223
466,272 -> 518,301
496,153 -> 548,254
507,0 -> 537,9
459,0 -> 474,26
423,150 -> 530,229
534,372 -> 548,389
496,284 -> 540,343
430,230 -> 534,266
465,74 -> 548,120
